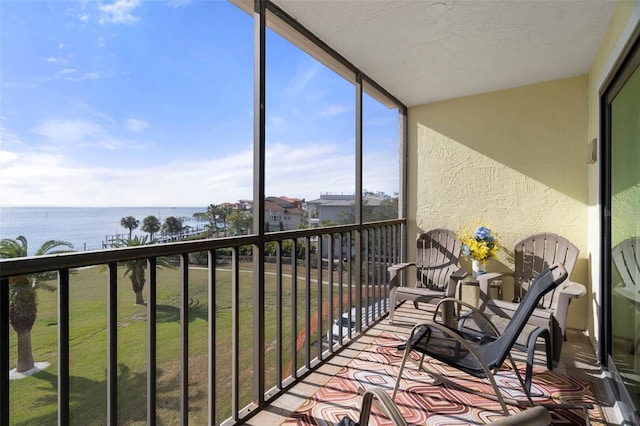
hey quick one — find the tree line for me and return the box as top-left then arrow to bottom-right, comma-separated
119,215 -> 186,239
192,204 -> 252,237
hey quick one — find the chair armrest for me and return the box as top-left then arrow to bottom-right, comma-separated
487,406 -> 551,426
402,321 -> 497,382
388,262 -> 415,272
451,268 -> 469,280
434,297 -> 501,337
477,272 -> 511,311
388,262 -> 416,290
357,388 -> 408,426
558,280 -> 586,299
552,280 -> 586,337
446,267 -> 469,297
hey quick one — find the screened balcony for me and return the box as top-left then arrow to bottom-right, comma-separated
0,222 -> 618,425
2,0 -> 640,424
1,222 -> 403,425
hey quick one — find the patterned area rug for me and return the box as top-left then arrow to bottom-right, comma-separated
283,334 -> 603,425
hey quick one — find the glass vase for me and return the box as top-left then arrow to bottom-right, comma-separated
472,259 -> 486,278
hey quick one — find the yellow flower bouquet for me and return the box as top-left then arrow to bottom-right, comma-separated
458,225 -> 499,264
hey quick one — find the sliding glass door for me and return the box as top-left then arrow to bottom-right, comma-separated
604,31 -> 640,422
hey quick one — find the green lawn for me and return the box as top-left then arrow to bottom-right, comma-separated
7,259 -> 353,425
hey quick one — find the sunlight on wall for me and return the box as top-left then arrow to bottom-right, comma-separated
408,76 -> 589,329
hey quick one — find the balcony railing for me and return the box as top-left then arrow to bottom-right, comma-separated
0,220 -> 403,425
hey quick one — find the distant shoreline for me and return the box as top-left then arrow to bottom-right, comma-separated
1,206 -> 208,255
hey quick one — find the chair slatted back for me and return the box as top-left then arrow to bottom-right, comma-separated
612,237 -> 640,293
514,233 -> 578,309
416,229 -> 462,292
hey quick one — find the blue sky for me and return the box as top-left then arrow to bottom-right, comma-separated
0,0 -> 399,207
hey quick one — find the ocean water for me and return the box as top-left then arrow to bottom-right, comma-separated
0,207 -> 206,256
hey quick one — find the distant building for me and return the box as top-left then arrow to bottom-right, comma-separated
264,196 -> 305,231
306,194 -> 353,225
306,192 -> 393,261
238,200 -> 253,211
224,200 -> 252,211
306,193 -> 390,225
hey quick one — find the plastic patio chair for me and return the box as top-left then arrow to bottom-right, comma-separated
388,229 -> 466,326
474,233 -> 586,363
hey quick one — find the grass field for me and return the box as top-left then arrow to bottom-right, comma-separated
7,258 -> 368,425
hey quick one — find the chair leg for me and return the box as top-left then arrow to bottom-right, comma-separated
389,288 -> 397,323
524,328 -> 552,394
543,331 -> 553,371
392,333 -> 416,400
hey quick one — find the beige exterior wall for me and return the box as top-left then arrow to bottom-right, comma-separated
406,1 -> 640,337
408,76 -> 589,329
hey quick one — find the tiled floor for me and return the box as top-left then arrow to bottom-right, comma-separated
248,302 -> 622,425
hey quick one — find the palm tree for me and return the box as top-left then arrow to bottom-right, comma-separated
142,215 -> 161,239
218,205 -> 233,236
0,236 -> 73,372
205,204 -> 221,237
113,235 -> 174,305
162,216 -> 183,236
120,216 -> 139,239
227,210 -> 253,235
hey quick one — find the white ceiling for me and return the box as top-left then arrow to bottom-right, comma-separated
271,0 -> 617,107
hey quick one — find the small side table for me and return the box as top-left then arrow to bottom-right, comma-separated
456,275 -> 503,311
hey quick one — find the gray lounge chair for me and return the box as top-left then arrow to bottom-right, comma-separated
475,233 -> 586,363
392,264 -> 592,424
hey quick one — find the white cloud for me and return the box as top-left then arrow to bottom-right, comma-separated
269,116 -> 285,126
33,118 -> 108,145
0,139 -> 376,207
125,118 -> 148,133
99,0 -> 141,25
362,149 -> 400,196
0,121 -> 25,147
0,150 -> 19,166
66,1 -> 91,24
364,115 -> 397,127
81,72 -> 100,80
31,117 -> 145,151
284,62 -> 322,97
0,147 -> 255,207
167,0 -> 193,8
1,117 -> 396,207
35,67 -> 110,83
60,71 -> 109,81
44,57 -> 63,64
317,105 -> 348,117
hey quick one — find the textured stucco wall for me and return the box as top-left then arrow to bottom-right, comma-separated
408,76 -> 589,330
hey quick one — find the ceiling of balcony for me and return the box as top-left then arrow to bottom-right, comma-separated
270,0 -> 617,107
